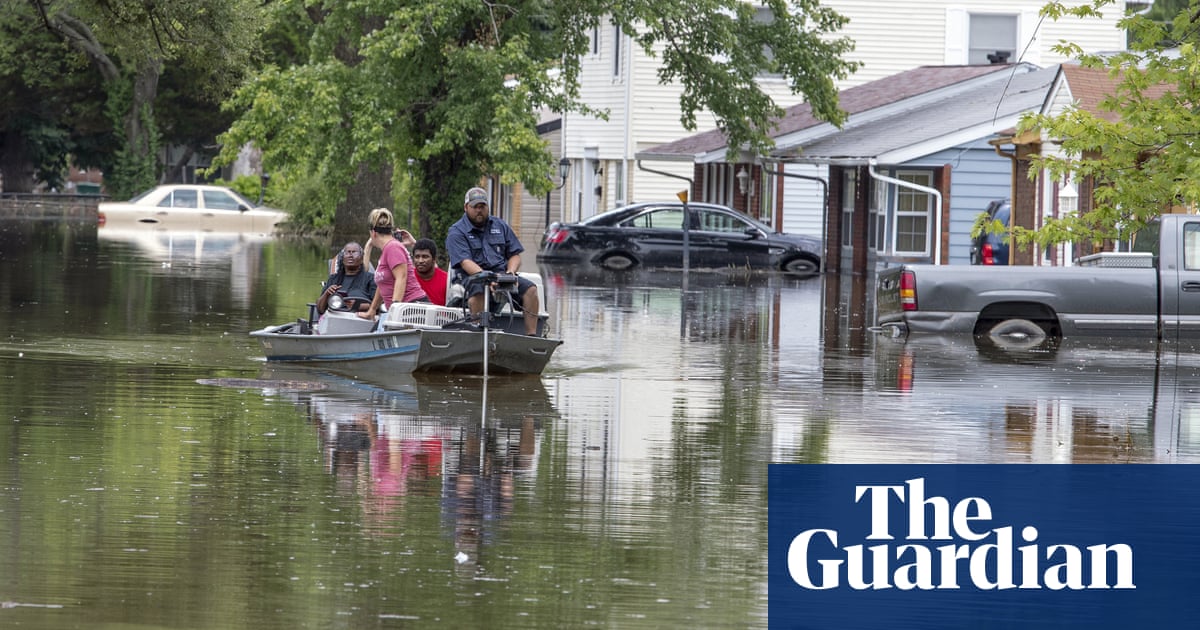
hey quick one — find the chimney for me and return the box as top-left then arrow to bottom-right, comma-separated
986,50 -> 1012,64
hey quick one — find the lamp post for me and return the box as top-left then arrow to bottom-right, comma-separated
258,172 -> 270,206
545,157 -> 571,229
406,158 -> 415,229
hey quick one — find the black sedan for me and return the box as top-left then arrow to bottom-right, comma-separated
537,202 -> 822,276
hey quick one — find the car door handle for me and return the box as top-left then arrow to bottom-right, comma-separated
1183,281 -> 1200,292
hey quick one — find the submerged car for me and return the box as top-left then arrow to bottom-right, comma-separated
98,184 -> 288,234
970,199 -> 1010,265
537,202 -> 822,276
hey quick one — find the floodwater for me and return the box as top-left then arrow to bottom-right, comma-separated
3,219 -> 1200,629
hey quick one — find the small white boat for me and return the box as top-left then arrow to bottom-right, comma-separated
250,275 -> 562,376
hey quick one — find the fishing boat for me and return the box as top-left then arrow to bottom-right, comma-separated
249,273 -> 562,376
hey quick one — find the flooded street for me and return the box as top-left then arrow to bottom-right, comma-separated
3,220 -> 1200,628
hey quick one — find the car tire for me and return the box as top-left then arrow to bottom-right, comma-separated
600,253 -> 636,271
986,318 -> 1047,348
781,256 -> 819,277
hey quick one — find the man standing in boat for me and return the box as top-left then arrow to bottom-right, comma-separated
445,187 -> 540,335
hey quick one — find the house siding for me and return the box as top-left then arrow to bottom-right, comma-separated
779,163 -> 828,239
835,1 -> 1125,87
563,2 -> 1126,245
905,140 -> 1013,265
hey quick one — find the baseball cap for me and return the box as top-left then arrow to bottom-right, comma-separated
464,187 -> 489,206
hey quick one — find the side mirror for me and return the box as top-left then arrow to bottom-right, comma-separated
238,204 -> 251,213
743,226 -> 763,239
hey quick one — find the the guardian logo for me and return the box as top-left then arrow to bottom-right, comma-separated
787,478 -> 1135,591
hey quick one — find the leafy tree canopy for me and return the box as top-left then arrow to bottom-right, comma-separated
216,0 -> 858,238
1018,0 -> 1200,249
7,0 -> 262,197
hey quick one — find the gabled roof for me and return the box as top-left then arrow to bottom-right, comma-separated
639,64 -> 1028,161
1046,63 -> 1173,123
780,65 -> 1058,164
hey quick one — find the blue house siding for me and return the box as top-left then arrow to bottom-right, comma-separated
905,140 -> 1012,265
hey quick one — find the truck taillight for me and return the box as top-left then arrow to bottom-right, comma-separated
900,270 -> 917,311
981,243 -> 994,265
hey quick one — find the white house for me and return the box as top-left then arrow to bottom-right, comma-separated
557,1 -> 1134,225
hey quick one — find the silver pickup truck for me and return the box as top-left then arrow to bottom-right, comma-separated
875,214 -> 1200,341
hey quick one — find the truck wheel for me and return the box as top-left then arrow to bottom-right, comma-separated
986,318 -> 1047,348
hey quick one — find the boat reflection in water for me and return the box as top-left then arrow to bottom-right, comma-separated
871,333 -> 1200,462
262,365 -> 554,569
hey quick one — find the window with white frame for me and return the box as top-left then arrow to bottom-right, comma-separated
705,164 -> 732,206
841,170 -> 856,248
612,23 -> 622,78
869,179 -> 886,252
754,6 -> 782,78
758,169 -> 775,226
893,171 -> 933,256
968,14 -> 1017,64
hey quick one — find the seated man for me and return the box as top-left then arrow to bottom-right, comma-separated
445,187 -> 540,335
317,241 -> 376,314
412,238 -> 449,306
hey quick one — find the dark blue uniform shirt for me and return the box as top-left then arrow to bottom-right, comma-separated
445,214 -> 525,273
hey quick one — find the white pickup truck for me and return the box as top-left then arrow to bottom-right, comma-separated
875,214 -> 1200,342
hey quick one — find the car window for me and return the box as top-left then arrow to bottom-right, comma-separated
698,210 -> 751,233
623,208 -> 684,230
159,189 -> 198,208
203,190 -> 241,210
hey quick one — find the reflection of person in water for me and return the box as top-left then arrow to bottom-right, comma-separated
315,409 -> 374,494
444,417 -> 538,571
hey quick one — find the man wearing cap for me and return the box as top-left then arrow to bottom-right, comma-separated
446,186 -> 540,335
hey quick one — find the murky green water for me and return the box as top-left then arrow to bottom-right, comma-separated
3,220 -> 1199,629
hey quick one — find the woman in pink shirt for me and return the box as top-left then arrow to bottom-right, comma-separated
359,208 -> 428,323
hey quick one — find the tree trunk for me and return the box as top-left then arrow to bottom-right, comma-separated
333,161 -> 395,244
0,130 -> 37,193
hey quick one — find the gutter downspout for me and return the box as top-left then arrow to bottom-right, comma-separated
992,141 -> 1018,265
623,29 -> 633,207
868,161 -> 944,265
763,161 -> 828,273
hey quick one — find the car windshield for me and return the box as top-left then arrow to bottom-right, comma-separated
128,188 -> 159,203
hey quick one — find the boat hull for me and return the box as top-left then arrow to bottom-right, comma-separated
250,323 -> 561,376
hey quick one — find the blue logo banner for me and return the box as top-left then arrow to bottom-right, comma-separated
768,465 -> 1200,629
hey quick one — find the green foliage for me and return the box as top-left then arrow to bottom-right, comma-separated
216,0 -> 859,239
5,0 -> 263,193
616,0 -> 856,156
102,77 -> 159,199
1018,0 -> 1200,250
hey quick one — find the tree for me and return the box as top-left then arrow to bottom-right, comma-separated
0,3 -> 110,192
1018,0 -> 1200,250
215,0 -> 858,241
22,0 -> 260,198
